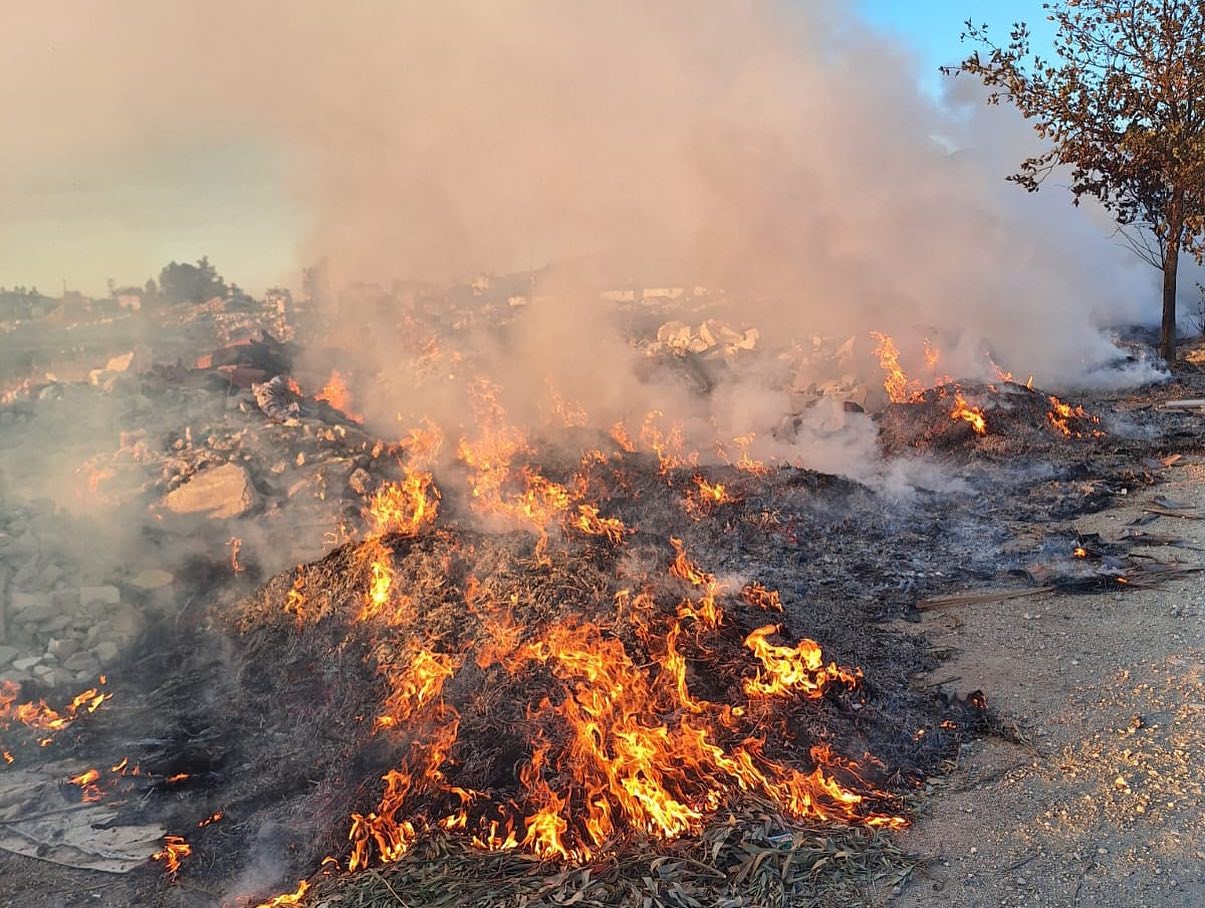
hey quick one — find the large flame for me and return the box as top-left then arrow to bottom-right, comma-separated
950,392 -> 987,435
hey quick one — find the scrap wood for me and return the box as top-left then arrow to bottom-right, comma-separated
1141,506 -> 1203,521
916,587 -> 1054,612
1160,399 -> 1205,410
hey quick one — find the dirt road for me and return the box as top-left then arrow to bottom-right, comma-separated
883,461 -> 1205,908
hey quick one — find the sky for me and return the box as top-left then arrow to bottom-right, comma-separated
0,2 -> 1059,297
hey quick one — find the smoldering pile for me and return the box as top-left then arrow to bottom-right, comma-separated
877,381 -> 1108,456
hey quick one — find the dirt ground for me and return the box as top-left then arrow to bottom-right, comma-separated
880,461 -> 1205,908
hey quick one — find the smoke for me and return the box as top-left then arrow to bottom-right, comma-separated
2,0 -> 1185,480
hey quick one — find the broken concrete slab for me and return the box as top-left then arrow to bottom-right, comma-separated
162,462 -> 257,519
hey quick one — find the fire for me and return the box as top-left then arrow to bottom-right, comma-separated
332,535 -> 902,873
870,332 -> 923,403
1073,546 -> 1088,558
694,476 -> 729,504
728,433 -> 768,475
152,835 -> 191,877
573,504 -> 627,543
1047,395 -> 1103,438
1,678 -> 111,746
742,626 -> 862,699
316,369 -> 363,423
252,881 -> 310,908
742,582 -> 783,612
283,569 -> 308,623
365,471 -> 440,538
375,649 -> 458,730
197,810 -> 224,827
68,767 -> 104,802
228,536 -> 244,574
609,421 -> 637,453
640,411 -> 697,475
950,392 -> 987,435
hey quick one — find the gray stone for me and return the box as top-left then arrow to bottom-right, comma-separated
11,656 -> 41,672
128,569 -> 174,591
162,462 -> 257,519
79,585 -> 121,607
38,616 -> 71,634
93,641 -> 121,666
51,588 -> 81,609
0,645 -> 20,666
107,605 -> 145,641
47,638 -> 80,661
10,591 -> 48,613
0,669 -> 34,685
62,651 -> 100,673
38,563 -> 64,588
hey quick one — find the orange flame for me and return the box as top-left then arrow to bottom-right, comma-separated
1,679 -> 111,746
365,472 -> 441,538
315,369 -> 363,423
950,392 -> 987,435
152,835 -> 191,876
742,582 -> 783,612
252,881 -> 310,908
742,626 -> 862,699
1047,396 -> 1103,438
870,332 -> 923,403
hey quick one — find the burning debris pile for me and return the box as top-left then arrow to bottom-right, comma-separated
128,438 -> 989,906
877,381 -> 1106,455
3,281 -> 1196,907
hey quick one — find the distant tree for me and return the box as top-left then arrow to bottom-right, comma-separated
951,0 -> 1205,362
157,256 -> 228,304
144,277 -> 158,299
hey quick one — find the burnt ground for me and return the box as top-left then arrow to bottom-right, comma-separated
2,361 -> 1205,907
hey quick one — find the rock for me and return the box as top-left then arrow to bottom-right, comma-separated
348,467 -> 373,496
10,591 -> 49,614
163,463 -> 257,519
11,656 -> 41,672
51,588 -> 81,609
62,651 -> 100,674
79,585 -> 121,607
107,605 -> 145,641
93,641 -> 121,667
38,563 -> 65,588
47,638 -> 80,661
14,603 -> 56,627
0,669 -> 33,686
38,616 -> 71,634
105,352 -> 135,373
128,569 -> 174,591
0,645 -> 20,667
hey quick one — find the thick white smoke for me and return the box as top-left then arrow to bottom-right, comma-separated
1,0 -> 1181,448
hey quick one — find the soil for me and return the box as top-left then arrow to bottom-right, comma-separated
880,460 -> 1205,908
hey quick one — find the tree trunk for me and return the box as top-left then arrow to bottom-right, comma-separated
1161,241 -> 1179,362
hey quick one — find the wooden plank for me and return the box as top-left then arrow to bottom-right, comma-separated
1162,399 -> 1205,409
916,586 -> 1054,612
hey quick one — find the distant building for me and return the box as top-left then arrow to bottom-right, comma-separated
57,290 -> 91,318
115,288 -> 143,311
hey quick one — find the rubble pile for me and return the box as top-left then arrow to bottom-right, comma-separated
0,505 -> 148,689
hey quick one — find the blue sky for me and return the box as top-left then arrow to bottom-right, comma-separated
858,1 -> 1057,96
